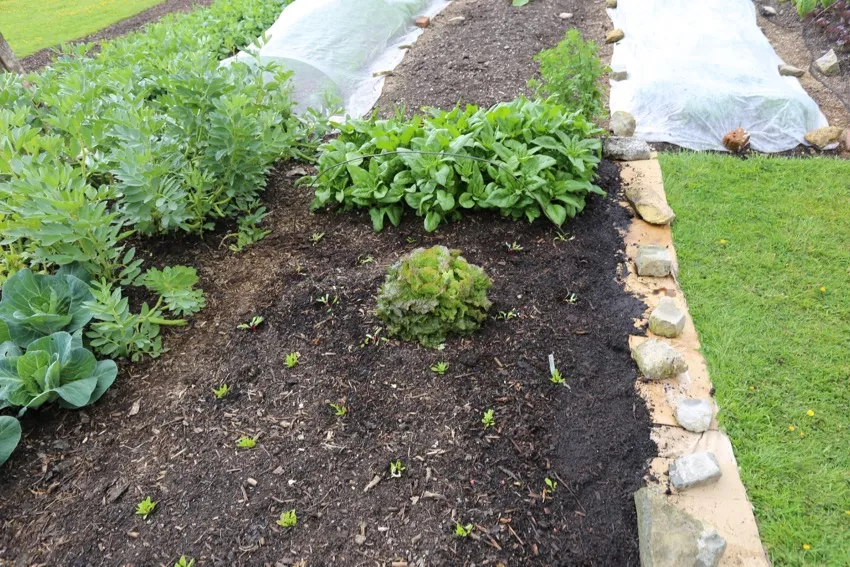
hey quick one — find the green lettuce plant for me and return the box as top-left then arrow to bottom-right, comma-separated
0,267 -> 94,348
376,246 -> 492,347
0,331 -> 117,410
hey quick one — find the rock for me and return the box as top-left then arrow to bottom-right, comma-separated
721,128 -> 750,153
841,128 -> 850,150
631,339 -> 688,380
778,64 -> 804,77
761,5 -> 777,16
610,111 -> 637,137
676,399 -> 714,433
635,245 -> 673,277
606,0 -> 618,7
603,137 -> 651,161
669,452 -> 723,491
649,297 -> 686,337
355,534 -> 367,545
611,64 -> 628,81
606,29 -> 625,44
625,183 -> 675,226
804,126 -> 844,149
815,49 -> 839,76
635,487 -> 727,567
559,12 -> 573,19
414,16 -> 430,28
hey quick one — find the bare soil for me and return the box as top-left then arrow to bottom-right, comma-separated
1,1 -> 656,565
20,0 -> 214,72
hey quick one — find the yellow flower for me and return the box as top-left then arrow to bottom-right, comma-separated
803,544 -> 811,551
799,432 -> 806,438
788,425 -> 796,431
845,510 -> 850,516
820,286 -> 826,293
719,239 -> 728,245
807,409 -> 815,417
749,385 -> 755,391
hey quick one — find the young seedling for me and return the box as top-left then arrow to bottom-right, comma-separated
360,327 -> 388,347
237,316 -> 264,331
236,436 -> 257,449
135,496 -> 156,519
285,352 -> 301,368
550,368 -> 566,385
505,241 -> 524,252
553,230 -> 573,243
316,294 -> 338,312
329,402 -> 348,417
454,523 -> 474,537
564,293 -> 578,304
431,361 -> 449,375
311,232 -> 325,244
277,509 -> 297,528
481,409 -> 496,429
405,237 -> 417,244
495,309 -> 518,321
545,477 -> 558,494
174,557 -> 195,567
389,459 -> 407,478
357,255 -> 375,265
212,383 -> 231,399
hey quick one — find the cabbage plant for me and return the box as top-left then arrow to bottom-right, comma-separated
0,332 -> 117,410
0,268 -> 94,348
0,416 -> 21,466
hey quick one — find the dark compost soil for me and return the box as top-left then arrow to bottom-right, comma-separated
0,162 -> 654,566
20,0 -> 215,72
1,0 -> 655,565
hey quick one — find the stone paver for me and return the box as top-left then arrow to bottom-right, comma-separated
670,452 -> 723,491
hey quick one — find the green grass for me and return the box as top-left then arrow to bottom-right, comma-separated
660,153 -> 850,566
0,0 -> 166,57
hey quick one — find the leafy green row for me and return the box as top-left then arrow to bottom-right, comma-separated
309,97 -> 604,232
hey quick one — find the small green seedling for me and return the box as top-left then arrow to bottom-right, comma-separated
358,255 -> 375,265
390,459 -> 406,478
329,402 -> 348,417
454,523 -> 474,537
277,509 -> 297,528
545,477 -> 558,494
553,230 -> 572,242
316,294 -> 338,312
505,241 -> 524,252
311,232 -> 325,244
174,557 -> 195,567
431,361 -> 449,375
564,293 -> 578,304
212,383 -> 231,399
360,327 -> 388,347
285,352 -> 301,368
135,496 -> 156,519
550,368 -> 566,385
237,316 -> 264,331
482,409 -> 496,429
405,237 -> 417,244
236,436 -> 256,449
495,309 -> 518,321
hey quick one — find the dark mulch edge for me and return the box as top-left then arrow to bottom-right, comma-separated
20,0 -> 214,72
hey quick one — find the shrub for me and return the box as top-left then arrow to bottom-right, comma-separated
528,29 -> 608,120
310,97 -> 604,232
376,246 -> 492,347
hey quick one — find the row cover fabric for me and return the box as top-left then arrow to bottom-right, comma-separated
608,0 -> 828,152
230,0 -> 449,117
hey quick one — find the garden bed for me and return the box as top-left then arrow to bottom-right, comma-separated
0,162 -> 654,565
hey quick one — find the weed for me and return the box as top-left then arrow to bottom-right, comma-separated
135,496 -> 156,519
237,316 -> 264,331
495,309 -> 519,321
454,523 -> 474,537
310,232 -> 325,244
564,293 -> 578,304
316,294 -> 338,312
277,509 -> 297,528
360,327 -> 389,347
358,255 -> 375,265
505,241 -> 524,252
174,557 -> 195,567
285,352 -> 301,368
236,436 -> 256,449
553,230 -> 573,242
431,361 -> 449,375
212,384 -> 231,399
550,368 -> 566,385
545,477 -> 558,493
482,409 -> 496,429
390,459 -> 406,478
329,402 -> 348,417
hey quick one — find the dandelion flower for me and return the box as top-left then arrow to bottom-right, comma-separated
799,432 -> 806,438
807,409 -> 815,417
803,544 -> 811,551
788,425 -> 796,431
719,239 -> 728,245
820,286 -> 826,293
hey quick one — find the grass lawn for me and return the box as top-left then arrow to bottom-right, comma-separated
660,153 -> 850,566
0,0 -> 165,57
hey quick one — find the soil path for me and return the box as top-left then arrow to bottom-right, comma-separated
20,0 -> 214,72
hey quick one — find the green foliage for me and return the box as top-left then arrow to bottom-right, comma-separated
792,0 -> 836,16
0,331 -> 117,410
285,352 -> 301,368
0,267 -> 93,347
277,509 -> 297,528
329,402 -> 348,416
430,361 -> 449,375
237,316 -> 264,331
0,416 -> 22,467
376,246 -> 492,347
174,557 -> 195,567
482,409 -> 496,428
545,477 -> 558,493
529,29 -> 609,120
212,384 -> 231,399
236,436 -> 256,449
135,496 -> 156,519
225,206 -> 271,252
390,459 -> 406,478
454,523 -> 474,537
139,266 -> 205,317
310,97 -> 604,232
550,368 -> 566,385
